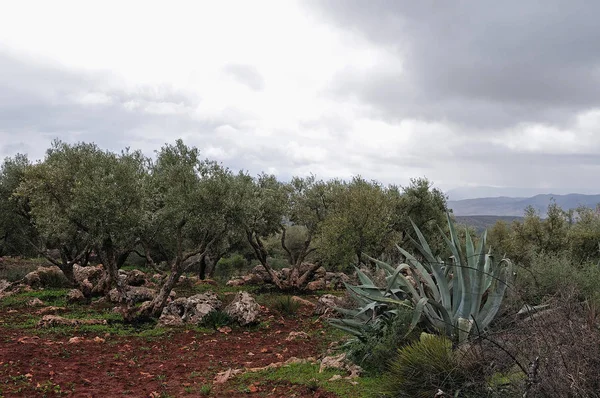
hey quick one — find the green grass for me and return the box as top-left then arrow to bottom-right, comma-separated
234,362 -> 382,398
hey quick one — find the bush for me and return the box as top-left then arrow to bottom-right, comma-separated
380,333 -> 481,398
213,254 -> 249,282
273,296 -> 300,316
201,310 -> 233,330
515,251 -> 600,308
344,308 -> 415,374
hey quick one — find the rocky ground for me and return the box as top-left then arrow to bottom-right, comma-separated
0,261 -> 374,398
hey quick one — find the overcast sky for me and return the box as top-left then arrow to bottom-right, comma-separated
1,1 -> 599,198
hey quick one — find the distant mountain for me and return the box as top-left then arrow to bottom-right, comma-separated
446,186 -> 600,200
449,193 -> 600,217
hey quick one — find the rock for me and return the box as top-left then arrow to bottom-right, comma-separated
250,265 -> 272,282
66,289 -> 86,304
109,286 -> 156,304
36,306 -> 67,315
68,337 -> 85,344
125,269 -> 147,286
319,353 -> 362,378
291,296 -> 315,308
24,266 -> 69,288
224,291 -> 260,326
157,314 -> 184,327
27,298 -> 45,307
37,315 -> 107,328
0,279 -> 10,293
286,331 -> 310,341
226,278 -> 245,287
280,268 -> 291,280
242,273 -> 264,285
328,375 -> 343,382
306,278 -> 326,291
314,294 -> 344,316
325,272 -> 350,290
73,264 -> 104,286
159,291 -> 222,325
314,266 -> 327,278
320,353 -> 347,372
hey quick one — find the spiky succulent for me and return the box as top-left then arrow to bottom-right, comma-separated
335,214 -> 512,344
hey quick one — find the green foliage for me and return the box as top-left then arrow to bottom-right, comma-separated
380,333 -> 472,398
213,254 -> 249,281
317,177 -> 399,270
0,154 -> 36,257
234,362 -> 381,398
200,310 -> 233,330
342,309 -> 415,373
273,295 -> 300,316
351,214 -> 512,343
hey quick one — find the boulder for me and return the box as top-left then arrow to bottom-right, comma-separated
224,291 -> 260,326
24,266 -> 69,288
73,264 -> 104,286
319,353 -> 362,378
125,269 -> 147,286
325,272 -> 350,290
157,314 -> 184,327
159,291 -> 222,325
108,286 -> 156,304
306,278 -> 326,291
0,279 -> 10,293
66,289 -> 86,304
226,278 -> 245,287
314,294 -> 345,316
242,273 -> 264,285
250,265 -> 272,282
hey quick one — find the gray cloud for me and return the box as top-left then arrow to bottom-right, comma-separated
223,64 -> 265,91
307,1 -> 600,128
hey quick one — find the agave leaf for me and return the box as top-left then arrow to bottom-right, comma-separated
470,230 -> 488,315
396,245 -> 440,302
364,254 -> 397,275
475,259 -> 512,329
328,320 -> 366,337
355,267 -> 376,287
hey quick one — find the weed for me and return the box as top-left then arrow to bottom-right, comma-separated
273,295 -> 300,316
199,384 -> 212,396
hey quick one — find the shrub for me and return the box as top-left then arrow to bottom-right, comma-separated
213,254 -> 249,282
273,295 -> 300,316
201,310 -> 233,330
380,333 -> 473,398
343,308 -> 415,373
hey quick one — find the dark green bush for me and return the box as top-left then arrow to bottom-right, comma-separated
343,308 -> 415,374
201,310 -> 233,330
380,334 -> 472,398
273,295 -> 300,316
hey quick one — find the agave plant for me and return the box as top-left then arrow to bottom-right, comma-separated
341,213 -> 513,344
328,270 -> 410,339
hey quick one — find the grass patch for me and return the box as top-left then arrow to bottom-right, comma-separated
234,362 -> 381,398
0,288 -> 70,308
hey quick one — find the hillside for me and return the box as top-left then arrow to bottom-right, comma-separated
449,193 -> 600,217
454,215 -> 524,232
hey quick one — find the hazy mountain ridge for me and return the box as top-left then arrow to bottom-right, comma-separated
449,193 -> 600,217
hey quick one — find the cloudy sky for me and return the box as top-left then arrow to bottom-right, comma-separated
1,1 -> 599,198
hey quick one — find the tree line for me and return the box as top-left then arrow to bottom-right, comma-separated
0,139 -> 449,318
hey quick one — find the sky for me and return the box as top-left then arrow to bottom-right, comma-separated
1,0 -> 600,198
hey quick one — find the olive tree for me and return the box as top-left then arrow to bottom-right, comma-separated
317,177 -> 399,269
129,140 -> 236,320
18,141 -> 147,296
0,154 -> 36,257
